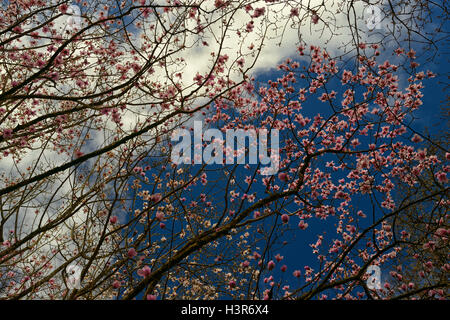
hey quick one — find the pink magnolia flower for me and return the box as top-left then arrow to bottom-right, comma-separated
150,193 -> 162,202
112,280 -> 121,289
127,248 -> 137,258
435,228 -> 449,238
407,49 -> 416,59
290,8 -> 299,17
146,294 -> 157,300
267,260 -> 275,271
2,129 -> 13,139
435,171 -> 448,184
281,265 -> 287,272
74,150 -> 84,158
193,73 -> 203,85
214,0 -> 226,8
155,211 -> 165,221
394,48 -> 404,56
281,214 -> 289,224
137,265 -> 152,278
422,241 -> 436,251
278,172 -> 289,182
423,261 -> 433,270
298,220 -> 308,230
252,7 -> 265,18
293,270 -> 301,278
109,216 -> 118,224
246,21 -> 254,33
59,4 -> 69,13
411,134 -> 423,143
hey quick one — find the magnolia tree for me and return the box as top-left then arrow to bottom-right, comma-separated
0,0 -> 448,300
